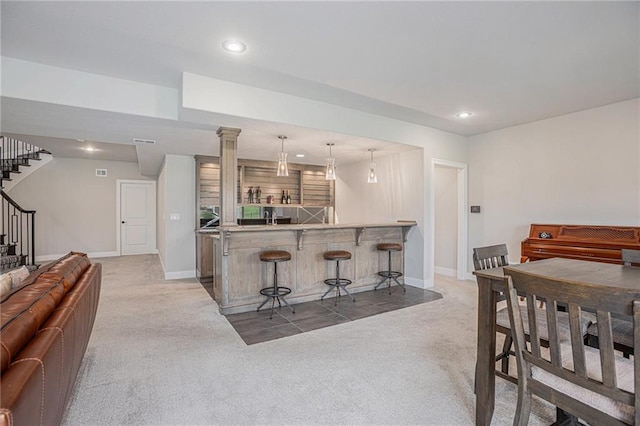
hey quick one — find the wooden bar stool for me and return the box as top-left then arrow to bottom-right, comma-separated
374,243 -> 405,294
257,250 -> 295,319
321,250 -> 355,305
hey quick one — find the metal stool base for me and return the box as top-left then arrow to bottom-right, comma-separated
375,271 -> 404,294
321,278 -> 355,305
375,248 -> 405,295
257,286 -> 295,319
257,256 -> 295,319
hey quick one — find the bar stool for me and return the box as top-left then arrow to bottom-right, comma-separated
375,243 -> 405,294
321,250 -> 355,305
257,250 -> 295,319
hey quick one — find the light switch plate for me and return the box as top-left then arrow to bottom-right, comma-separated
169,213 -> 181,221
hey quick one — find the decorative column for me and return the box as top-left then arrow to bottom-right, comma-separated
216,127 -> 241,226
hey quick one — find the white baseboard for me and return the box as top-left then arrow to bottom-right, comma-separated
405,276 -> 433,289
36,251 -> 119,262
434,266 -> 457,278
463,260 -> 520,282
164,270 -> 196,280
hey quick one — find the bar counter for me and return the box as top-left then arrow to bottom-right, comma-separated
198,221 -> 416,314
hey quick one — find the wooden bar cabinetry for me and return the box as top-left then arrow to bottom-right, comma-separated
201,222 -> 416,314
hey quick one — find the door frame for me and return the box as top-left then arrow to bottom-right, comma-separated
429,159 -> 468,282
116,179 -> 157,256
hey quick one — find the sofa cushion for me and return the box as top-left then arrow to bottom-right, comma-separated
0,252 -> 101,426
0,252 -> 90,373
38,252 -> 91,293
0,276 -> 65,373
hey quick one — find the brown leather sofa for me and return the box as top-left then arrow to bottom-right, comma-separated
0,252 -> 101,425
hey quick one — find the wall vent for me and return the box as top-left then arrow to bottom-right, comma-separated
132,138 -> 157,145
96,169 -> 107,177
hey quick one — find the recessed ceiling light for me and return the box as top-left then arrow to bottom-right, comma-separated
295,154 -> 305,158
84,147 -> 96,152
222,39 -> 247,54
456,111 -> 473,119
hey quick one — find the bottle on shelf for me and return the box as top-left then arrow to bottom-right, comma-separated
281,190 -> 286,204
286,190 -> 291,204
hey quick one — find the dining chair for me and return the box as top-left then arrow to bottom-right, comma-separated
586,249 -> 640,357
503,268 -> 640,426
473,244 -> 515,382
473,244 -> 593,384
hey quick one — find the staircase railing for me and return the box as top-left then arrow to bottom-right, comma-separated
1,188 -> 36,267
1,136 -> 50,189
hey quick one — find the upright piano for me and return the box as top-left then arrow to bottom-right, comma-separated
521,223 -> 640,264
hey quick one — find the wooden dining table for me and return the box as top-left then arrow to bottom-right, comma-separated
473,257 -> 640,425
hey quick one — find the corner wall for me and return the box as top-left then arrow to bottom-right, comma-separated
156,154 -> 196,279
467,98 -> 640,271
337,130 -> 468,288
337,149 -> 425,286
8,157 -> 153,260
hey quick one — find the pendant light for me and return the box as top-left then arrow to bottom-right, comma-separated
277,135 -> 289,177
367,149 -> 378,184
325,143 -> 336,180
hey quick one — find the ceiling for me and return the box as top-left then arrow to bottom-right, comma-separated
1,1 -> 638,173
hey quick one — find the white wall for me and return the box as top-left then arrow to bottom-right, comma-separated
2,58 -> 179,120
468,98 -> 640,269
336,132 -> 468,288
9,157 -> 153,260
434,165 -> 458,273
337,149 -> 425,286
183,73 -> 470,288
156,155 -> 196,279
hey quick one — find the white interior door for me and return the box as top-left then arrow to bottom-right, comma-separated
120,181 -> 156,255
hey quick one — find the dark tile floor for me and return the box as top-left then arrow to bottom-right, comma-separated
224,285 -> 443,345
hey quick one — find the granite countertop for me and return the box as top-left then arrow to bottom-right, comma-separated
196,221 -> 416,233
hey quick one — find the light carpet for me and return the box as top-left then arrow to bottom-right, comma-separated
62,254 -> 555,425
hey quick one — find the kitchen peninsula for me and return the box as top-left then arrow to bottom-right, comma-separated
196,128 -> 416,314
199,221 -> 416,314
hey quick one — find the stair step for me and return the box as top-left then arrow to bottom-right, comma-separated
0,244 -> 17,256
1,163 -> 27,170
17,155 -> 40,161
0,254 -> 23,273
1,169 -> 21,175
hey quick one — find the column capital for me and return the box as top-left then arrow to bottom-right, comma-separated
216,127 -> 242,138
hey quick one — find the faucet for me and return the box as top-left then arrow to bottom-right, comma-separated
272,213 -> 277,225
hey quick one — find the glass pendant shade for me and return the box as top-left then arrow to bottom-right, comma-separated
276,135 -> 289,177
277,152 -> 289,176
325,157 -> 336,180
325,142 -> 336,180
367,149 -> 378,183
368,163 -> 378,183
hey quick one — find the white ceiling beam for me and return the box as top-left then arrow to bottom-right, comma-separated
2,57 -> 179,121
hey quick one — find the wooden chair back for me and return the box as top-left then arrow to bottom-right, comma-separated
622,249 -> 640,267
503,267 -> 640,425
473,244 -> 509,271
